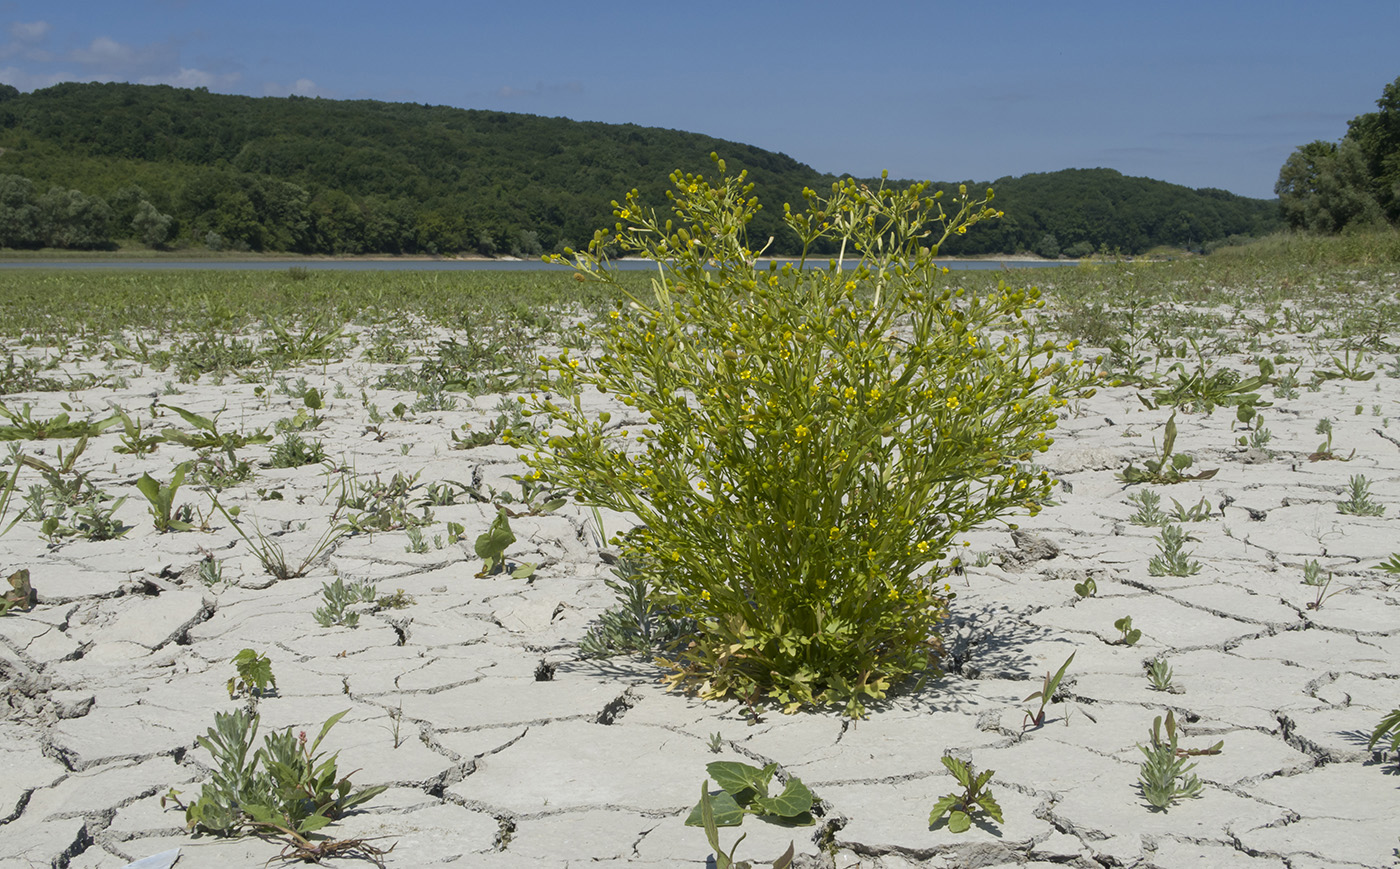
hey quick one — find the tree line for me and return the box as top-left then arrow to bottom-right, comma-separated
0,81 -> 1277,256
1276,76 -> 1400,233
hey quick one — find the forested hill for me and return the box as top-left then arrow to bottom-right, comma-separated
0,81 -> 1279,256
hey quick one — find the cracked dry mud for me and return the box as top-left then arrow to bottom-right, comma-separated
2,315 -> 1399,869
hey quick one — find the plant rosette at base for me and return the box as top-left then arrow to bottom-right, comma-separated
524,155 -> 1099,717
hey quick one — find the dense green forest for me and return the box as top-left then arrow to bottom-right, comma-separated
1276,76 -> 1400,233
0,81 -> 1279,256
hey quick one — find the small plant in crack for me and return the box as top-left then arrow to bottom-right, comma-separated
213,500 -> 346,580
1148,524 -> 1201,577
162,708 -> 389,861
1023,652 -> 1074,730
1073,576 -> 1097,598
1125,489 -> 1167,526
1310,417 -> 1353,462
1137,709 -> 1222,811
1337,474 -> 1385,516
1145,657 -> 1177,692
694,782 -> 796,869
1168,496 -> 1214,523
928,755 -> 1004,833
1301,559 -> 1344,610
577,556 -> 697,659
685,760 -> 815,828
1118,414 -> 1218,484
1114,615 -> 1143,646
315,576 -> 378,628
227,648 -> 276,705
708,732 -> 725,754
474,509 -> 534,578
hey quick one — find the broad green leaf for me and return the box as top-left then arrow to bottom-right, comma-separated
707,760 -> 773,797
928,795 -> 958,826
976,792 -> 1004,823
685,787 -> 745,827
947,809 -> 971,833
750,777 -> 814,820
135,472 -> 161,505
475,510 -> 516,560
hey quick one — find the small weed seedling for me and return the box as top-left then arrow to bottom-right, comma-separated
1310,418 -> 1353,462
227,649 -> 276,704
1114,616 -> 1143,646
111,407 -> 161,455
1137,710 -> 1222,811
0,401 -> 118,441
213,501 -> 346,580
579,557 -> 697,659
1148,524 -> 1202,577
1377,553 -> 1400,574
1119,414 -> 1218,484
269,432 -> 327,469
685,760 -> 815,828
475,509 -> 535,578
1125,489 -> 1167,526
315,577 -> 378,628
1337,474 -> 1385,516
160,404 -> 272,466
162,708 -> 389,861
1073,576 -> 1097,598
1301,559 -> 1344,610
708,732 -> 725,754
695,783 -> 795,869
1023,652 -> 1074,730
1169,497 -> 1214,523
928,755 -> 1004,833
1146,657 -> 1176,692
136,462 -> 196,532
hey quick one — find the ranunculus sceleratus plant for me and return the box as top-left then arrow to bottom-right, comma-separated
523,154 -> 1098,716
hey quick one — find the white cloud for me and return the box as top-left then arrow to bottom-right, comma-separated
140,68 -> 241,90
262,78 -> 325,98
0,65 -> 68,91
8,21 -> 50,44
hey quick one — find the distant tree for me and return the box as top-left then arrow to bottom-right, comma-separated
36,186 -> 113,249
1276,138 -> 1385,232
1034,232 -> 1060,259
131,199 -> 173,248
1346,75 -> 1400,222
0,174 -> 41,248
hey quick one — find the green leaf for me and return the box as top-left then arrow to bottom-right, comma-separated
947,809 -> 971,833
135,472 -> 161,506
475,510 -> 516,561
750,777 -> 814,820
707,761 -> 774,798
686,787 -> 746,827
976,792 -> 1004,824
928,794 -> 958,826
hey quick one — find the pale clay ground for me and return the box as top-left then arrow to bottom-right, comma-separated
1,311 -> 1399,869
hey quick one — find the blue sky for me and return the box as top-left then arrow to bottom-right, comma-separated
0,0 -> 1395,199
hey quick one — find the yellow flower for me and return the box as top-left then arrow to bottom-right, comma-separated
869,387 -> 882,401
609,310 -> 620,320
843,386 -> 858,400
916,540 -> 930,553
700,589 -> 710,600
794,424 -> 810,440
966,334 -> 978,347
946,395 -> 960,410
619,208 -> 631,219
